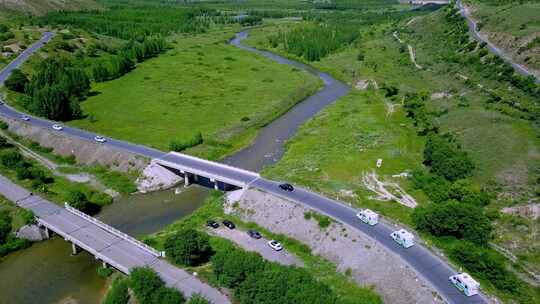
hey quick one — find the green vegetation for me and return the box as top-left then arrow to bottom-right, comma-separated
68,28 -> 320,159
0,198 -> 32,258
148,192 -> 381,304
164,228 -> 213,266
130,267 -> 185,304
103,277 -> 129,304
304,211 -> 332,228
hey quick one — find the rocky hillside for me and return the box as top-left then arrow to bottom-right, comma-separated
0,0 -> 100,15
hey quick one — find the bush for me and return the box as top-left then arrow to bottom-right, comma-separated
164,228 -> 213,266
151,286 -> 185,304
130,267 -> 165,304
423,134 -> 474,181
211,245 -> 265,288
169,132 -> 203,152
0,122 -> 7,130
103,278 -> 130,304
1,151 -> 23,168
97,267 -> 113,278
450,242 -> 523,295
412,201 -> 492,245
5,69 -> 29,93
0,211 -> 12,244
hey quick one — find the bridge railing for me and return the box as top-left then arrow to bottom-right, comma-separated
64,203 -> 165,258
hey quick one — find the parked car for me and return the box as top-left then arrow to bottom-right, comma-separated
207,220 -> 219,229
21,115 -> 30,121
279,183 -> 294,192
52,124 -> 63,131
247,230 -> 262,239
223,220 -> 235,229
94,135 -> 106,143
267,240 -> 283,251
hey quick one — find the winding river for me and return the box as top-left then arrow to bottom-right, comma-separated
0,31 -> 349,304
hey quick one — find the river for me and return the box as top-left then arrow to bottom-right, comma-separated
0,31 -> 349,304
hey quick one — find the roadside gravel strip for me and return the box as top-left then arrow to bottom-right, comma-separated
0,32 -> 489,304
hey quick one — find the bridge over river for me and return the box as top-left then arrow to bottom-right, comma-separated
0,174 -> 230,304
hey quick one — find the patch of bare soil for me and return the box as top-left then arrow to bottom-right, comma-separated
502,203 -> 540,220
431,92 -> 452,100
1,117 -> 148,173
225,189 -> 443,304
408,45 -> 423,70
362,171 -> 417,208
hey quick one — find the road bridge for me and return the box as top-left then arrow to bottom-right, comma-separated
0,174 -> 230,304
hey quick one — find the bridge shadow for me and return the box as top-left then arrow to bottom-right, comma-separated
160,165 -> 241,192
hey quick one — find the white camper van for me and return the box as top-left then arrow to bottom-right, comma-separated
390,229 -> 415,248
356,209 -> 379,226
449,273 -> 480,297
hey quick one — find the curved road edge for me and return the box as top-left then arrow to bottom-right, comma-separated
0,32 -> 489,304
456,0 -> 539,83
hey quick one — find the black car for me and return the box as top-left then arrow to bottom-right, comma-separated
247,230 -> 262,239
207,220 -> 219,229
223,220 -> 235,229
279,183 -> 294,192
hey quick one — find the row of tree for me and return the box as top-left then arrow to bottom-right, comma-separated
163,228 -> 338,304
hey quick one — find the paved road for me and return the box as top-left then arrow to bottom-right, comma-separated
0,174 -> 230,304
456,0 -> 539,83
0,32 -> 488,304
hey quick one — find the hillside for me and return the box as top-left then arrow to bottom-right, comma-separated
463,0 -> 540,78
0,0 -> 100,16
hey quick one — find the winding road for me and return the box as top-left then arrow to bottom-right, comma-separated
456,0 -> 539,83
0,32 -> 489,304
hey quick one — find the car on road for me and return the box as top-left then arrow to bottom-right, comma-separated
449,273 -> 479,297
279,183 -> 294,192
247,230 -> 262,239
390,229 -> 415,248
21,115 -> 30,121
94,136 -> 106,143
267,240 -> 283,251
223,220 -> 235,229
0,101 -> 4,105
356,209 -> 378,226
52,124 -> 63,131
207,220 -> 219,229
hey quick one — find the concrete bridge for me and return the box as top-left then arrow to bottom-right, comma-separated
0,174 -> 230,304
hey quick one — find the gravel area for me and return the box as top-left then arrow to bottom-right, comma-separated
209,227 -> 303,267
225,189 -> 445,304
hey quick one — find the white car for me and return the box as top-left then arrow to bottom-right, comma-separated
267,240 -> 283,251
94,136 -> 106,143
449,273 -> 479,297
52,124 -> 63,131
21,115 -> 30,121
390,229 -> 415,248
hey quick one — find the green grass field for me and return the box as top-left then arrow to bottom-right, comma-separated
69,27 -> 321,160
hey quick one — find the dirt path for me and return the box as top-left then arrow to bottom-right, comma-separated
408,45 -> 423,70
362,171 -> 417,208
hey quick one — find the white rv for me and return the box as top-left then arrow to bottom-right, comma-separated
356,209 -> 379,226
449,273 -> 480,297
390,229 -> 415,248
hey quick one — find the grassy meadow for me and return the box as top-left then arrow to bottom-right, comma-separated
69,28 -> 321,159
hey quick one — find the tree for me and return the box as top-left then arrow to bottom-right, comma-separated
423,134 -> 475,181
66,190 -> 90,212
412,200 -> 492,245
0,211 -> 12,244
5,69 -> 29,93
164,228 -> 212,266
103,278 -> 129,304
186,294 -> 209,304
151,286 -> 185,304
130,267 -> 165,304
211,246 -> 265,287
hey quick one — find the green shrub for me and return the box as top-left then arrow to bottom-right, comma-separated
0,211 -> 12,244
186,294 -> 209,304
130,267 -> 165,304
5,69 -> 29,93
103,278 -> 130,304
211,245 -> 265,288
423,134 -> 474,181
151,286 -> 185,304
164,228 -> 213,266
97,267 -> 113,278
412,201 -> 492,245
169,132 -> 203,152
0,122 -> 8,130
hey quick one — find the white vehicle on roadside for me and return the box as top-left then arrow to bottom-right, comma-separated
356,209 -> 379,226
390,229 -> 415,248
94,136 -> 106,143
21,115 -> 30,121
449,273 -> 479,297
267,240 -> 283,251
52,124 -> 63,131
